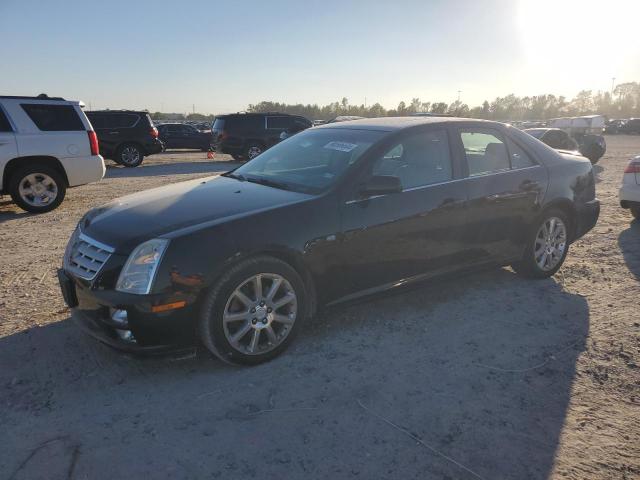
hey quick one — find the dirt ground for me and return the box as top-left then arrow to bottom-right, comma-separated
1,139 -> 639,480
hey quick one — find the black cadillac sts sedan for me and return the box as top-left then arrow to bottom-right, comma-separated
58,118 -> 600,365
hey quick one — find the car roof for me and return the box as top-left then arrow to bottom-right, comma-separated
313,116 -> 501,132
88,110 -> 147,115
217,112 -> 297,118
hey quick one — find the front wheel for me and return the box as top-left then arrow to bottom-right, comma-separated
116,144 -> 144,167
512,209 -> 570,278
9,164 -> 66,213
199,256 -> 307,365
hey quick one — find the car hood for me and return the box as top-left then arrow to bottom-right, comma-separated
80,175 -> 311,252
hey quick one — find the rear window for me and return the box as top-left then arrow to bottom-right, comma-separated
21,104 -> 84,131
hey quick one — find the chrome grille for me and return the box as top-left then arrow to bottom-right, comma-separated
66,233 -> 114,280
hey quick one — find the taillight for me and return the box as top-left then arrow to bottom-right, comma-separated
624,158 -> 640,173
150,127 -> 159,138
88,131 -> 99,156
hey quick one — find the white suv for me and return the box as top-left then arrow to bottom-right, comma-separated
0,95 -> 105,213
620,155 -> 640,220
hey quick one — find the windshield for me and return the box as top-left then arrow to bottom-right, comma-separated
230,128 -> 384,193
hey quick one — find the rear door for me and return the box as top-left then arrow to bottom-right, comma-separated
0,106 -> 18,188
339,127 -> 469,295
454,126 -> 547,262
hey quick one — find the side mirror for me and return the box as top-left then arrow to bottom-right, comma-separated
360,175 -> 402,196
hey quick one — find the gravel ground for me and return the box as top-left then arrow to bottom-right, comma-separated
1,140 -> 639,479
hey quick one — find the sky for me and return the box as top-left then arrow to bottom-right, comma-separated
1,0 -> 639,115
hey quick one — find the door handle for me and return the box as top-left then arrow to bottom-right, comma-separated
108,131 -> 119,135
520,180 -> 540,191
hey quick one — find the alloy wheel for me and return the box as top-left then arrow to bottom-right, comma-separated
247,146 -> 262,159
534,216 -> 567,271
121,146 -> 140,165
18,173 -> 58,207
222,273 -> 297,355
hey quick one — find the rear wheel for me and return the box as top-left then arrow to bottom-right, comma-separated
116,143 -> 144,167
512,209 -> 570,278
199,256 -> 307,365
9,164 -> 66,213
244,143 -> 263,160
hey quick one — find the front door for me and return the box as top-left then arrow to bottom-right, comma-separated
339,128 -> 469,295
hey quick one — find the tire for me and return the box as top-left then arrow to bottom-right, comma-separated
512,208 -> 571,279
631,206 -> 640,221
244,143 -> 264,160
116,143 -> 144,167
199,256 -> 307,366
231,154 -> 244,162
9,164 -> 66,213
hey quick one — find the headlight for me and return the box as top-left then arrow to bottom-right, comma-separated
116,239 -> 169,295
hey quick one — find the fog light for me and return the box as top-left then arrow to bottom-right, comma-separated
110,309 -> 129,327
116,329 -> 136,344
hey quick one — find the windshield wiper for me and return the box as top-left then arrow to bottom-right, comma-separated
223,171 -> 247,181
244,176 -> 293,191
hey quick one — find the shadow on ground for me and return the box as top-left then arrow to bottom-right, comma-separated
0,268 -> 589,479
618,219 -> 640,280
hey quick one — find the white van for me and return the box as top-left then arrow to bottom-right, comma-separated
0,94 -> 105,213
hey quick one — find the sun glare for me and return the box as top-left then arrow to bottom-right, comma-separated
517,0 -> 640,90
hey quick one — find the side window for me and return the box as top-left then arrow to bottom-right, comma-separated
0,108 -> 13,132
115,114 -> 138,128
372,130 -> 452,189
266,116 -> 290,129
21,104 -> 84,131
506,138 -> 536,169
460,130 -> 510,176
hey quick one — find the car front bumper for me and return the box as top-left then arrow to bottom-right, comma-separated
58,268 -> 197,354
574,198 -> 600,240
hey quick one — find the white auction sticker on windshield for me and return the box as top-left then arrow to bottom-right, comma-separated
323,141 -> 358,152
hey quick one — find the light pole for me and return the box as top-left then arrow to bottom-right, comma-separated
611,77 -> 616,97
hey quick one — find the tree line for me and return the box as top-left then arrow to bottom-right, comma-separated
247,82 -> 640,121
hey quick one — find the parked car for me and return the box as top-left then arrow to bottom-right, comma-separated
604,119 -> 626,134
619,155 -> 640,220
157,123 -> 212,151
524,127 -> 606,164
211,112 -> 312,161
85,110 -> 163,167
59,117 -> 599,365
326,115 -> 366,123
0,94 -> 105,213
619,118 -> 640,135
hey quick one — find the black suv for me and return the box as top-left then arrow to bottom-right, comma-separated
211,113 -> 312,160
157,123 -> 212,151
86,110 -> 163,167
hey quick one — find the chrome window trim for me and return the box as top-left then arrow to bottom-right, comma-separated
344,165 -> 543,205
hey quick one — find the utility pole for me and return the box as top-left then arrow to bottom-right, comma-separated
457,90 -> 461,103
192,104 -> 195,115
